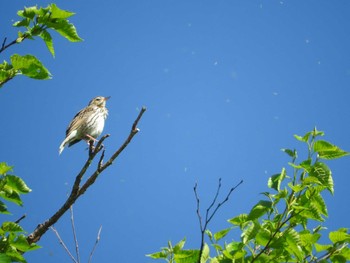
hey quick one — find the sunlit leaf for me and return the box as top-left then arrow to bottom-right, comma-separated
214,228 -> 231,242
17,6 -> 38,19
11,54 -> 51,80
13,18 -> 31,27
39,30 -> 55,57
173,238 -> 186,253
282,148 -> 297,158
309,162 -> 334,194
329,229 -> 350,244
46,19 -> 83,42
50,4 -> 75,19
242,220 -> 260,244
268,168 -> 286,191
284,229 -> 303,261
1,222 -> 24,233
174,249 -> 200,263
5,175 -> 31,194
314,243 -> 332,252
0,163 -> 13,175
314,140 -> 349,160
0,254 -> 11,263
247,200 -> 272,220
228,213 -> 248,227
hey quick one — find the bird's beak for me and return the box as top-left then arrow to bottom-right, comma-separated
104,96 -> 111,101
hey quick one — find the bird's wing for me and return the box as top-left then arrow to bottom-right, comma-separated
66,106 -> 95,136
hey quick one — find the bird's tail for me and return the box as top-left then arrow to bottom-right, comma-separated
59,139 -> 67,155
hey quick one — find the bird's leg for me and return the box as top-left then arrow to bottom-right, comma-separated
85,134 -> 98,143
85,134 -> 104,154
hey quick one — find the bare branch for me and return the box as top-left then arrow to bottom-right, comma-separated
15,214 -> 26,224
194,179 -> 243,263
51,226 -> 78,263
70,206 -> 80,263
27,107 -> 146,244
88,225 -> 103,263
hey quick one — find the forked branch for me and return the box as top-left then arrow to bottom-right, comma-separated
27,107 -> 146,244
194,178 -> 243,263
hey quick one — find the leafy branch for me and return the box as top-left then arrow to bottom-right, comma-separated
0,4 -> 82,87
149,128 -> 350,263
27,107 -> 146,244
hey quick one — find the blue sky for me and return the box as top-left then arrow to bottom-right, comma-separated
1,1 -> 350,262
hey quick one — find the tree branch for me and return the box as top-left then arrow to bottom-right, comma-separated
51,226 -> 78,263
88,225 -> 102,263
27,107 -> 146,244
194,179 -> 243,263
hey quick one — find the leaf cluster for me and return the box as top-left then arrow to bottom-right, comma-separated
0,4 -> 82,87
0,163 -> 40,263
149,128 -> 350,263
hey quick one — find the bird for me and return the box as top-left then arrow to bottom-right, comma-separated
59,96 -> 110,155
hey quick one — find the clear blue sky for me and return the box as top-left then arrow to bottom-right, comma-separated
1,1 -> 350,262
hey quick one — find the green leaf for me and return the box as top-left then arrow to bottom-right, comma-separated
0,254 -> 11,263
314,243 -> 332,252
313,140 -> 349,160
311,193 -> 328,217
5,175 -> 31,194
0,163 -> 13,175
12,235 -> 41,252
13,18 -> 31,27
18,6 -> 38,19
146,251 -> 168,259
50,4 -> 75,19
0,200 -> 9,214
173,238 -> 186,253
294,132 -> 311,143
200,243 -> 210,263
39,30 -> 55,57
213,228 -> 231,242
281,148 -> 297,159
255,227 -> 271,246
1,222 -> 24,233
11,54 -> 51,80
0,190 -> 22,206
174,249 -> 200,263
46,19 -> 83,42
299,230 -> 321,254
242,220 -> 260,244
329,229 -> 350,244
268,168 -> 286,191
247,200 -> 272,220
330,254 -> 348,263
309,162 -> 334,194
284,229 -> 303,261
228,214 -> 248,227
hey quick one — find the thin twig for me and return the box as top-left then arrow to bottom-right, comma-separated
88,225 -> 103,263
27,107 -> 146,244
15,214 -> 26,224
70,206 -> 80,263
51,226 -> 78,263
194,179 -> 243,263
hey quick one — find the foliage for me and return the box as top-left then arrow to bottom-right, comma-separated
148,128 -> 350,263
1,4 -> 81,262
0,163 -> 40,263
0,4 -> 82,87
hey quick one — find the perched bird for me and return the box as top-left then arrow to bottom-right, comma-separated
59,96 -> 110,155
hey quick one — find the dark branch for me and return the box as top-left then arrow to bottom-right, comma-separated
194,179 -> 243,263
27,107 -> 146,244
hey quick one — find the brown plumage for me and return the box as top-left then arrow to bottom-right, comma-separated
59,96 -> 110,154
